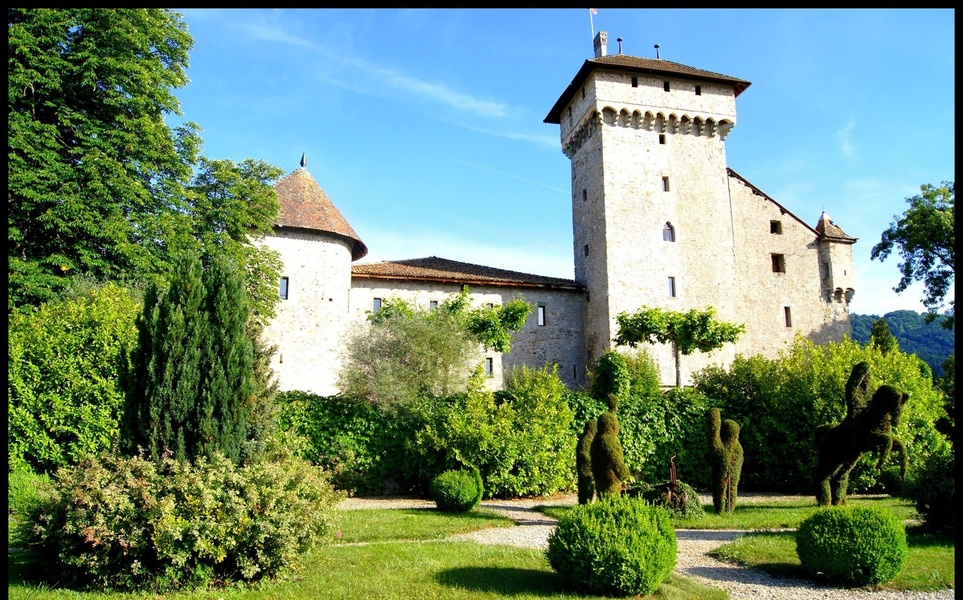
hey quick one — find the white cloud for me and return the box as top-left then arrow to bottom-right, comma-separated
836,118 -> 856,159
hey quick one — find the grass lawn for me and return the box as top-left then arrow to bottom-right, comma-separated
8,496 -> 953,599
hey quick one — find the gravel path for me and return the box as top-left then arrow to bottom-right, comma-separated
338,493 -> 955,600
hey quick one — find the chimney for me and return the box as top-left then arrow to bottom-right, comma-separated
593,31 -> 607,58
617,37 -> 623,54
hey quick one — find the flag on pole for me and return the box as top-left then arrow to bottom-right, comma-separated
589,8 -> 597,14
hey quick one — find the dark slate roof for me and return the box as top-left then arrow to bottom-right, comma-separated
352,256 -> 582,290
274,167 -> 368,261
815,212 -> 858,244
545,54 -> 751,124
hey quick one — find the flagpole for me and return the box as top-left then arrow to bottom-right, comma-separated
589,9 -> 595,39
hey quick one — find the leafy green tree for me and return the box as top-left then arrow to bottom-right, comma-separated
8,9 -> 283,322
850,310 -> 954,377
871,182 -> 955,328
870,318 -> 898,355
8,282 -> 141,473
614,306 -> 745,387
120,252 -> 263,465
8,8 -> 198,308
339,287 -> 531,408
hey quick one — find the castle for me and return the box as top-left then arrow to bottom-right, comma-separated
260,31 -> 856,395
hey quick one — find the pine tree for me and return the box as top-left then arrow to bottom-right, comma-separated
121,252 -> 260,464
870,318 -> 898,355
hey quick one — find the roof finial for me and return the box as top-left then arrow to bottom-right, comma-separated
654,44 -> 661,59
300,152 -> 307,168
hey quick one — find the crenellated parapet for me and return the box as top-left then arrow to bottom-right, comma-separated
563,106 -> 734,157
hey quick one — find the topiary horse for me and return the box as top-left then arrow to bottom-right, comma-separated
590,410 -> 632,498
814,382 -> 909,506
708,408 -> 744,514
576,419 -> 597,504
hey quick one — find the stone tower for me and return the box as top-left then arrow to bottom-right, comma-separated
261,156 -> 368,394
545,32 -> 855,385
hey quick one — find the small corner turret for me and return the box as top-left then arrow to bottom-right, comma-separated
816,211 -> 857,305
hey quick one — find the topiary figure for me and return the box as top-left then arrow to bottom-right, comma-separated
576,419 -> 597,505
796,505 -> 907,588
547,496 -> 676,597
590,410 -> 632,498
814,378 -> 909,506
708,408 -> 743,515
429,468 -> 483,512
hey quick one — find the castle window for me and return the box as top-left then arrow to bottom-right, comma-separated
662,177 -> 670,192
581,87 -> 585,99
487,303 -> 494,309
659,134 -> 666,145
770,220 -> 782,234
537,304 -> 547,326
584,244 -> 589,256
582,189 -> 587,202
663,80 -> 671,92
485,357 -> 494,376
429,300 -> 438,309
667,277 -> 677,297
279,277 -> 289,300
373,297 -> 382,313
771,254 -> 786,273
695,85 -> 702,96
631,76 -> 638,87
784,306 -> 793,327
663,222 -> 675,242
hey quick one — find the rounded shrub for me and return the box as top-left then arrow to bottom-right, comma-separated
547,496 -> 676,596
796,506 -> 907,588
910,449 -> 955,535
429,469 -> 483,512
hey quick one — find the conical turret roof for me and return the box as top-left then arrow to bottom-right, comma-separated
815,211 -> 857,244
274,166 -> 368,261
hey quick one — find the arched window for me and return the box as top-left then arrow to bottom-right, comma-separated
663,222 -> 676,242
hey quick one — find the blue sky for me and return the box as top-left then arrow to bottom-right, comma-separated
172,8 -> 954,318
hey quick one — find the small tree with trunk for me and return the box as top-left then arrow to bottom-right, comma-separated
614,306 -> 745,387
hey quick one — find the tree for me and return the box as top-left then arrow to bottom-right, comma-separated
120,252 -> 263,465
871,182 -> 955,329
870,318 -> 898,355
339,287 -> 531,408
8,9 -> 283,322
614,306 -> 745,387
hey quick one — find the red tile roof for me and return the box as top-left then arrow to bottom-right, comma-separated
352,256 -> 582,290
274,167 -> 368,261
815,212 -> 858,244
545,55 -> 751,124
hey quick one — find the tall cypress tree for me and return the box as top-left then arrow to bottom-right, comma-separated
121,252 -> 257,464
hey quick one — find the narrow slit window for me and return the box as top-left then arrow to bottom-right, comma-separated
485,357 -> 494,376
279,277 -> 289,300
584,244 -> 589,257
771,254 -> 786,273
695,85 -> 702,96
770,220 -> 782,234
373,297 -> 382,313
659,133 -> 666,144
663,80 -> 671,92
537,304 -> 546,326
663,222 -> 675,242
667,276 -> 677,297
582,189 -> 587,202
784,306 -> 793,327
631,76 -> 638,87
662,176 -> 670,192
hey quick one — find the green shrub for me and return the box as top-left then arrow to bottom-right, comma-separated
18,449 -> 342,592
7,467 -> 50,518
429,469 -> 483,512
8,282 -> 140,474
796,506 -> 907,588
629,479 -> 706,519
910,448 -> 955,535
694,336 -> 948,492
547,496 -> 676,596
